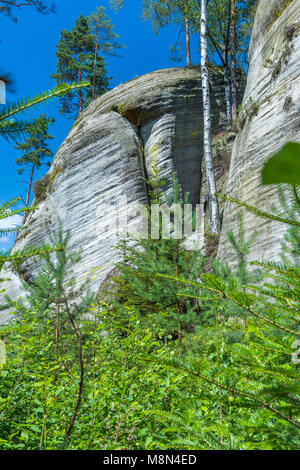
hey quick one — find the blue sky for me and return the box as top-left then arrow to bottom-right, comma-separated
0,0 -> 200,250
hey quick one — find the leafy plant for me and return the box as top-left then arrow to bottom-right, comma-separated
262,142 -> 300,185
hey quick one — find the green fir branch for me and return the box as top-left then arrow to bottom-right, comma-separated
0,82 -> 90,122
216,193 -> 300,227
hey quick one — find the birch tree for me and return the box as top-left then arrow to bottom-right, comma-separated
200,0 -> 221,234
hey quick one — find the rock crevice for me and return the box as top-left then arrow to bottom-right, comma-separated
0,67 -> 228,322
218,0 -> 300,266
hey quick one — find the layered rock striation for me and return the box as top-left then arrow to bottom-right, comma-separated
218,0 -> 300,265
1,67 -> 228,322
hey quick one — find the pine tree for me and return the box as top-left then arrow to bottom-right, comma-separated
275,185 -> 300,266
14,114 -> 54,224
153,186 -> 300,448
90,6 -> 124,101
109,173 -> 205,345
238,0 -> 258,71
227,210 -> 259,285
0,83 -> 88,293
0,198 -> 63,308
19,227 -> 94,446
51,15 -> 109,118
0,83 -> 86,302
23,228 -> 88,313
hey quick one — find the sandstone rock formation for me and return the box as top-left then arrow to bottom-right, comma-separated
218,0 -> 300,265
0,67 -> 228,322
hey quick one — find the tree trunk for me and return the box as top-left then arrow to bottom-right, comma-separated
230,0 -> 237,122
63,295 -> 84,446
200,0 -> 221,235
23,162 -> 35,225
205,25 -> 231,128
92,31 -> 99,101
54,304 -> 60,386
224,65 -> 232,129
185,15 -> 191,66
175,241 -> 182,347
78,69 -> 83,115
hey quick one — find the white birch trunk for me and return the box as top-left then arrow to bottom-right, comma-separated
224,65 -> 232,129
185,15 -> 191,66
200,0 -> 221,234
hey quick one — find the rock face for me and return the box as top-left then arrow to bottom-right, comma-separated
218,0 -> 300,266
1,67 -> 228,322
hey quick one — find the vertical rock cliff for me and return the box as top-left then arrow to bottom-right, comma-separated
218,0 -> 300,265
0,67 -> 228,322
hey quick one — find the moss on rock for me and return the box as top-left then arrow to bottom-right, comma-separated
33,166 -> 65,204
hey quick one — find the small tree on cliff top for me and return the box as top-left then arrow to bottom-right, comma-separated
90,6 -> 124,100
142,0 -> 195,66
51,15 -> 109,118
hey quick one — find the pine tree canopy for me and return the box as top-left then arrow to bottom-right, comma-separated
14,114 -> 54,175
51,14 -> 110,118
90,6 -> 124,57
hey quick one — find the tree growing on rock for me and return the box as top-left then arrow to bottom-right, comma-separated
193,0 -> 257,128
14,114 -> 54,224
213,0 -> 258,122
111,0 -> 197,66
142,0 -> 195,67
205,0 -> 232,128
51,15 -> 110,118
90,6 -> 124,101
